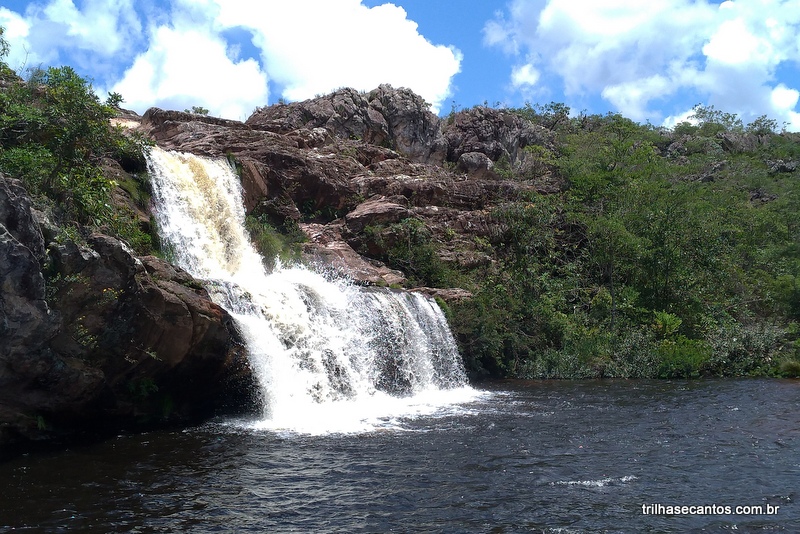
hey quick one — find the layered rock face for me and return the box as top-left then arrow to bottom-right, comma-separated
0,175 -> 247,450
141,85 -> 560,287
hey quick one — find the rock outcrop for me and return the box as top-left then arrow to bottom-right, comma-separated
442,105 -> 553,168
139,85 -> 562,290
0,177 -> 58,361
246,85 -> 447,164
0,174 -> 248,451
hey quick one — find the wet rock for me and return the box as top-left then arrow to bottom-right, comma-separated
0,176 -> 247,449
301,223 -> 405,286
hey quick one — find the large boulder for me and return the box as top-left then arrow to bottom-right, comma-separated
441,106 -> 554,168
344,197 -> 411,233
246,85 -> 447,163
0,175 -> 248,450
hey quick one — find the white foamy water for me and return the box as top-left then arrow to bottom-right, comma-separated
146,147 -> 478,433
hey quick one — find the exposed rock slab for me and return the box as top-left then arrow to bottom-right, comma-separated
344,197 -> 410,233
411,287 -> 474,302
0,176 -> 247,449
301,223 -> 405,286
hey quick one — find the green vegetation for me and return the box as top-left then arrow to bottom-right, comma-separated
0,27 -> 153,252
184,105 -> 209,115
395,102 -> 800,379
363,218 -> 459,288
245,214 -> 306,270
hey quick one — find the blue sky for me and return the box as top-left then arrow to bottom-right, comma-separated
2,0 -> 800,130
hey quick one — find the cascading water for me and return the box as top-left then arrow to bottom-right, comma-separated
146,147 -> 475,433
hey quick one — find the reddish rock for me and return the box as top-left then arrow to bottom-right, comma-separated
411,287 -> 474,302
344,197 -> 411,233
301,223 -> 405,286
0,174 -> 247,447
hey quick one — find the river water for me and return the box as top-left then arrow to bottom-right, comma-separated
1,378 -> 797,533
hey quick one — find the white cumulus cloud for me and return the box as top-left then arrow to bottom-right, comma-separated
0,7 -> 35,71
4,0 -> 143,76
703,18 -> 771,66
511,64 -> 540,88
207,0 -> 462,112
2,0 -> 461,118
110,25 -> 269,121
485,0 -> 800,129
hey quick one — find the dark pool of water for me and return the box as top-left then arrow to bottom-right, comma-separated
1,379 -> 798,533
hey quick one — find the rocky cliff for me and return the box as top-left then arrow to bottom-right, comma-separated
0,173 -> 249,452
140,85 -> 560,290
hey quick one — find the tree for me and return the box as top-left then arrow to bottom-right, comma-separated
184,105 -> 209,115
0,56 -> 149,227
583,212 -> 642,330
746,115 -> 779,136
0,26 -> 8,60
690,104 -> 743,135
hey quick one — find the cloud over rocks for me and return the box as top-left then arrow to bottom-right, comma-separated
485,0 -> 800,129
2,0 -> 461,119
110,24 -> 270,121
209,0 -> 462,113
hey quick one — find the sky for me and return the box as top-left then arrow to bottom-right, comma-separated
1,0 -> 800,130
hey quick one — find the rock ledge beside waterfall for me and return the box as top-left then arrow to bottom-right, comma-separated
140,85 -> 558,289
1,174 -> 252,451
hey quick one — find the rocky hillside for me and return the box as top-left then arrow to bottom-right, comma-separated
138,86 -> 800,382
140,85 -> 560,292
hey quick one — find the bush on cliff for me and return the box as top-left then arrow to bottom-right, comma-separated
0,31 -> 152,251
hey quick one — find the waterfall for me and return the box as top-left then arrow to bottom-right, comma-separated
146,147 -> 474,433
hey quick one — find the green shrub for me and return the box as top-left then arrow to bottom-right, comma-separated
779,359 -> 800,378
656,336 -> 711,378
0,52 -> 151,247
705,323 -> 783,376
245,214 -> 304,269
